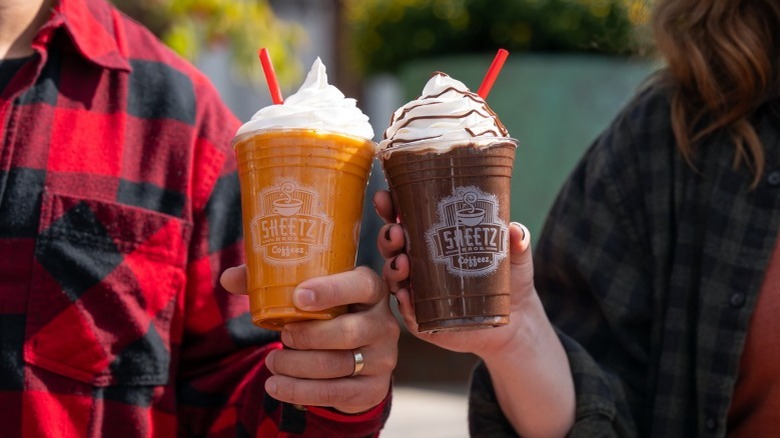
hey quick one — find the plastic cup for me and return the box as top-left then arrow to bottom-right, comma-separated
233,128 -> 376,330
380,137 -> 518,332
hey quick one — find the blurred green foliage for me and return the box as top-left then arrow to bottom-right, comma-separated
110,0 -> 307,87
345,0 -> 653,75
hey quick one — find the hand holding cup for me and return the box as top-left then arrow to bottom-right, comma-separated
221,264 -> 399,413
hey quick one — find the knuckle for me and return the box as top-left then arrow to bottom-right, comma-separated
340,318 -> 362,346
353,267 -> 379,302
378,340 -> 399,370
375,351 -> 397,374
364,267 -> 385,302
385,318 -> 401,342
319,277 -> 340,302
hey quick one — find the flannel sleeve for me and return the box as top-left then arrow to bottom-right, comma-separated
174,83 -> 389,436
468,102 -> 656,437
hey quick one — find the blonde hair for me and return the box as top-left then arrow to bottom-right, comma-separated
652,0 -> 780,186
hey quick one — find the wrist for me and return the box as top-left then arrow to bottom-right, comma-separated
478,291 -> 548,365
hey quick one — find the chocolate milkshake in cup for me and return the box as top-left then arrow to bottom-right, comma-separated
233,58 -> 377,330
379,72 -> 517,333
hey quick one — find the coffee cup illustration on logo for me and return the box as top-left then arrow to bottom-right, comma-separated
455,191 -> 487,226
271,183 -> 304,216
250,179 -> 334,265
426,187 -> 509,277
272,198 -> 304,216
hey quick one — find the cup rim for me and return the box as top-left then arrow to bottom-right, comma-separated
378,136 -> 518,158
231,127 -> 378,150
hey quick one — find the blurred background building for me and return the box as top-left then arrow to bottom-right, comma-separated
110,0 -> 656,435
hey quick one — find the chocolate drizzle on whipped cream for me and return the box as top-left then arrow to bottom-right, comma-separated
380,72 -> 508,151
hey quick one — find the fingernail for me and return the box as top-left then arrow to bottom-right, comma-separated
266,379 -> 277,394
280,330 -> 294,348
511,222 -> 526,241
384,225 -> 393,241
390,256 -> 398,271
265,351 -> 275,372
294,288 -> 315,308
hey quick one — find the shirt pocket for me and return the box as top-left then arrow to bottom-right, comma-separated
24,191 -> 192,386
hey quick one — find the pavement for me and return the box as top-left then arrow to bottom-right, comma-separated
381,386 -> 470,438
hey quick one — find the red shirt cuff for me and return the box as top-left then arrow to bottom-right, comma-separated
306,388 -> 392,423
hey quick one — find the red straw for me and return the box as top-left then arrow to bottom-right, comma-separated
258,48 -> 284,104
477,48 -> 509,99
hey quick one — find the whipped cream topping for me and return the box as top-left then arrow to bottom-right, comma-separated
236,58 -> 374,140
379,72 -> 508,151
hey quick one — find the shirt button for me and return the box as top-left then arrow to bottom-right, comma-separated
729,292 -> 746,308
767,170 -> 780,186
706,417 -> 717,431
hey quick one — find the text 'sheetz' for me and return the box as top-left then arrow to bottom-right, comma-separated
426,187 -> 508,277
251,180 -> 333,264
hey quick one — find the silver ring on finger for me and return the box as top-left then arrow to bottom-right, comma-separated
350,349 -> 365,377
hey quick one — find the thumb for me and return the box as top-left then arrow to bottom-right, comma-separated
509,222 -> 532,265
509,222 -> 534,292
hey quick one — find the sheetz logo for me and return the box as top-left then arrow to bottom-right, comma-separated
426,187 -> 508,277
250,180 -> 333,264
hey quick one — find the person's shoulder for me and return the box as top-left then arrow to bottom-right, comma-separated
111,6 -> 232,122
582,73 -> 676,181
117,14 -> 208,86
111,7 -> 239,144
591,73 -> 674,155
614,74 -> 674,139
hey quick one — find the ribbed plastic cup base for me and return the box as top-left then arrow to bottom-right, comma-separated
251,307 -> 341,331
414,293 -> 510,333
250,285 -> 345,331
417,316 -> 509,333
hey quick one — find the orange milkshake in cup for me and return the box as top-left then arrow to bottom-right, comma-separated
233,58 -> 376,330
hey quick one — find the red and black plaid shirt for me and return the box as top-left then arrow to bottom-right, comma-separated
0,0 -> 388,436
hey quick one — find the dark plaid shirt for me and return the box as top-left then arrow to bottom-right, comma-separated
0,0 -> 388,436
468,83 -> 780,437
